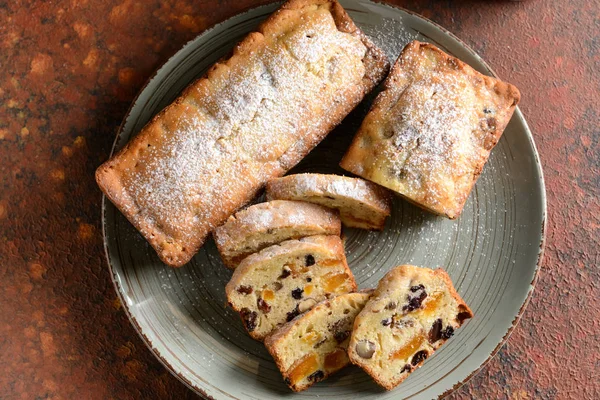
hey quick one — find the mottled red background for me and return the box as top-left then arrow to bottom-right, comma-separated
1,0 -> 598,399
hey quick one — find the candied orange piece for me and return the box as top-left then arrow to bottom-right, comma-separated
262,289 -> 274,301
390,335 -> 425,361
323,273 -> 349,293
304,284 -> 314,295
288,353 -> 318,383
302,331 -> 321,346
420,292 -> 443,316
324,348 -> 348,371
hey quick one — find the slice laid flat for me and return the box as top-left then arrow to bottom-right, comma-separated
213,200 -> 341,269
340,41 -> 520,219
265,173 -> 392,230
348,265 -> 473,390
226,235 -> 356,341
265,291 -> 372,392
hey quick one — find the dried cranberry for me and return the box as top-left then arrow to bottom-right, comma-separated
400,364 -> 412,373
308,370 -> 324,382
257,298 -> 271,313
411,350 -> 428,366
305,254 -> 315,266
240,308 -> 258,332
236,285 -> 253,295
278,266 -> 291,279
291,288 -> 303,299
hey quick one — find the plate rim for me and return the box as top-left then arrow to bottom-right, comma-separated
100,2 -> 547,399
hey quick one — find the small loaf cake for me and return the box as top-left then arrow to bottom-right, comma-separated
348,265 -> 473,390
340,41 -> 520,219
266,173 -> 392,230
96,0 -> 389,267
213,200 -> 341,269
226,235 -> 356,340
265,291 -> 372,391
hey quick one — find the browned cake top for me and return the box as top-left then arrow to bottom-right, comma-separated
96,0 -> 388,266
341,41 -> 520,219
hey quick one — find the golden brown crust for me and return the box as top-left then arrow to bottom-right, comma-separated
96,0 -> 389,267
340,40 -> 520,219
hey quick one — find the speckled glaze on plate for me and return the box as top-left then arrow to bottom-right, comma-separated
101,1 -> 546,399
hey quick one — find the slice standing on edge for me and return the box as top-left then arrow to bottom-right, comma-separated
213,200 -> 341,269
348,265 -> 473,390
265,291 -> 372,391
226,235 -> 356,341
266,173 -> 392,230
340,41 -> 520,219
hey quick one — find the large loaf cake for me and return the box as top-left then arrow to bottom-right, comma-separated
95,0 -> 389,266
340,41 -> 520,219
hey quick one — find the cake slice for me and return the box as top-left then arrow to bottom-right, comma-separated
348,265 -> 473,390
265,291 -> 372,391
95,0 -> 389,267
266,174 -> 392,230
340,41 -> 520,219
226,235 -> 356,340
213,200 -> 341,269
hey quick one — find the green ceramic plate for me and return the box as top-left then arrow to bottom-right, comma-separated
102,1 -> 546,398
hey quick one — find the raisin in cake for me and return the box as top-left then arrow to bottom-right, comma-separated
340,41 -> 520,219
95,0 -> 389,267
226,235 -> 356,340
213,200 -> 341,269
265,291 -> 372,391
266,173 -> 392,230
348,265 -> 473,390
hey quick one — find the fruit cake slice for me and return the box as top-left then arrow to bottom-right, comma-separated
213,200 -> 341,269
265,174 -> 392,230
340,41 -> 520,219
265,291 -> 372,391
348,265 -> 473,390
226,235 -> 356,340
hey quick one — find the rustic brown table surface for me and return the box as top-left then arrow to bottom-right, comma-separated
1,0 -> 599,399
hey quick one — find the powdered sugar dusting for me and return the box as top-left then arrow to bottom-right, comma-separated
120,7 -> 373,244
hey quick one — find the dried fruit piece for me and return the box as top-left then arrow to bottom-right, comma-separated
307,370 -> 324,383
355,340 -> 376,359
441,326 -> 454,339
236,285 -> 253,295
400,364 -> 412,373
257,298 -> 271,313
305,254 -> 315,266
411,350 -> 428,366
429,318 -> 443,342
420,292 -> 442,316
403,289 -> 428,312
390,335 -> 424,361
292,288 -> 304,299
288,353 -> 318,383
410,284 -> 425,292
262,289 -> 274,301
324,349 -> 348,371
272,281 -> 283,291
385,301 -> 397,310
240,308 -> 258,332
323,272 -> 350,293
302,331 -> 322,346
286,305 -> 300,322
279,266 -> 292,279
304,284 -> 314,295
381,318 -> 392,326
